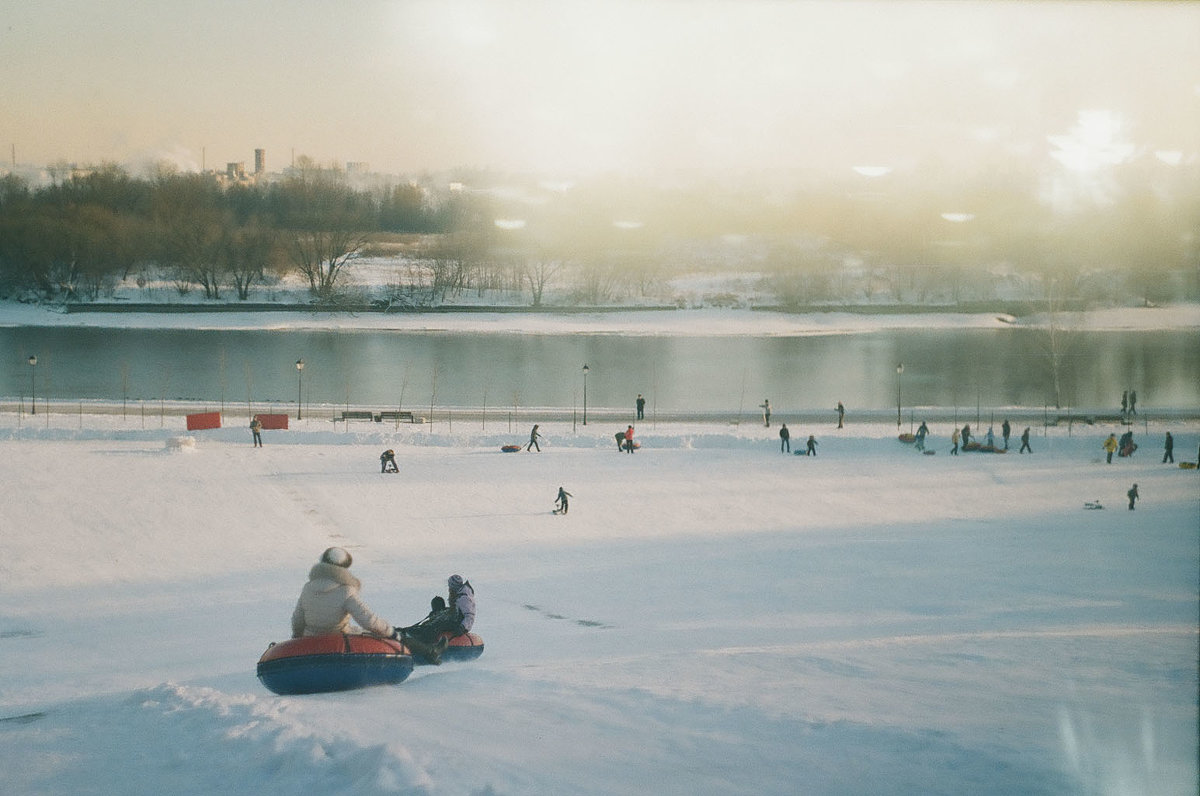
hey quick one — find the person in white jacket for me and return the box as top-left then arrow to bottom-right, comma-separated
290,547 -> 394,639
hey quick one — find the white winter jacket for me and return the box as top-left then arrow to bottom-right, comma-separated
291,562 -> 393,638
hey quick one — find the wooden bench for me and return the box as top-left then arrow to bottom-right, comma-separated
376,410 -> 416,423
333,410 -> 376,423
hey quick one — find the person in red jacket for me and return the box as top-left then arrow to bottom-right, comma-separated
624,425 -> 635,453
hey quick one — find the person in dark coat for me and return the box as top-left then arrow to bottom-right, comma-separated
380,449 -> 398,473
961,424 -> 972,448
915,421 -> 929,451
250,416 -> 263,447
398,575 -> 476,663
1121,391 -> 1128,415
555,486 -> 573,514
526,424 -> 542,452
1001,419 -> 1011,450
1127,483 -> 1139,510
1019,427 -> 1032,454
779,423 -> 790,453
1162,432 -> 1174,463
806,435 -> 818,456
1129,390 -> 1137,415
836,401 -> 845,429
636,394 -> 645,420
614,431 -> 626,452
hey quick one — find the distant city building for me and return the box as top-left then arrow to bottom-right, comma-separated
226,162 -> 246,180
254,148 -> 265,175
346,161 -> 370,175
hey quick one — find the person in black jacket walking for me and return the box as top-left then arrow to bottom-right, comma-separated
779,423 -> 790,453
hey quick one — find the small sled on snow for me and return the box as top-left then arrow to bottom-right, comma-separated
412,631 -> 485,666
1083,501 -> 1105,510
1178,462 -> 1197,470
897,433 -> 916,443
501,444 -> 521,453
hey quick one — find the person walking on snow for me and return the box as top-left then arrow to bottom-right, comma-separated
806,435 -> 818,456
1121,390 -> 1128,415
915,421 -> 929,451
1129,390 -> 1137,415
624,425 -> 635,453
1102,434 -> 1118,464
1002,419 -> 1011,450
1162,432 -> 1174,463
1127,483 -> 1139,510
555,486 -> 573,514
291,547 -> 396,639
250,416 -> 263,447
1019,427 -> 1032,454
526,424 -> 542,452
950,427 -> 960,455
779,423 -> 790,453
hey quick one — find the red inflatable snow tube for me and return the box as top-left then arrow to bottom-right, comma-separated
413,631 -> 485,666
256,633 -> 413,695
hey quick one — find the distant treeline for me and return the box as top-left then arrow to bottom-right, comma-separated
1,157 -> 1197,308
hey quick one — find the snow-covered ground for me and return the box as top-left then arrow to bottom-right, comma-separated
1,410 -> 1196,795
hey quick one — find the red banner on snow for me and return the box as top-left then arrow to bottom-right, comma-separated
255,413 -> 289,430
186,412 -> 222,431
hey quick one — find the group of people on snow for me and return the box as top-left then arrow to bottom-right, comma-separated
778,423 -> 817,455
290,547 -> 475,665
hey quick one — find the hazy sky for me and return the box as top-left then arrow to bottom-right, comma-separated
2,0 -> 1198,178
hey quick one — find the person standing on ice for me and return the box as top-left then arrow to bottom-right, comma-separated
250,416 -> 263,447
1019,427 -> 1032,454
805,435 -> 818,456
636,394 -> 646,420
1103,433 -> 1118,464
779,423 -> 790,453
836,401 -> 845,429
950,427 -> 960,455
291,547 -> 395,639
1127,483 -> 1139,510
526,424 -> 542,452
760,399 -> 771,427
1162,431 -> 1174,463
1121,391 -> 1128,416
1001,419 -> 1011,450
1129,390 -> 1137,415
985,426 -> 995,449
624,425 -> 636,453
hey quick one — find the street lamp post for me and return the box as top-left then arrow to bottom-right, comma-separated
896,363 -> 904,428
28,355 -> 37,414
582,364 -> 589,425
295,359 -> 305,420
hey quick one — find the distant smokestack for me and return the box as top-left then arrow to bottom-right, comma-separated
255,148 -> 265,174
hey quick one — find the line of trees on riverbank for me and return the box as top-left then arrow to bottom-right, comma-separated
1,157 -> 1197,308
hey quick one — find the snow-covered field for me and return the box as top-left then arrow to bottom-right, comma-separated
1,410 -> 1196,795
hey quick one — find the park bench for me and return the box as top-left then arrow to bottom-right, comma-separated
376,410 -> 416,423
333,410 -> 376,423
